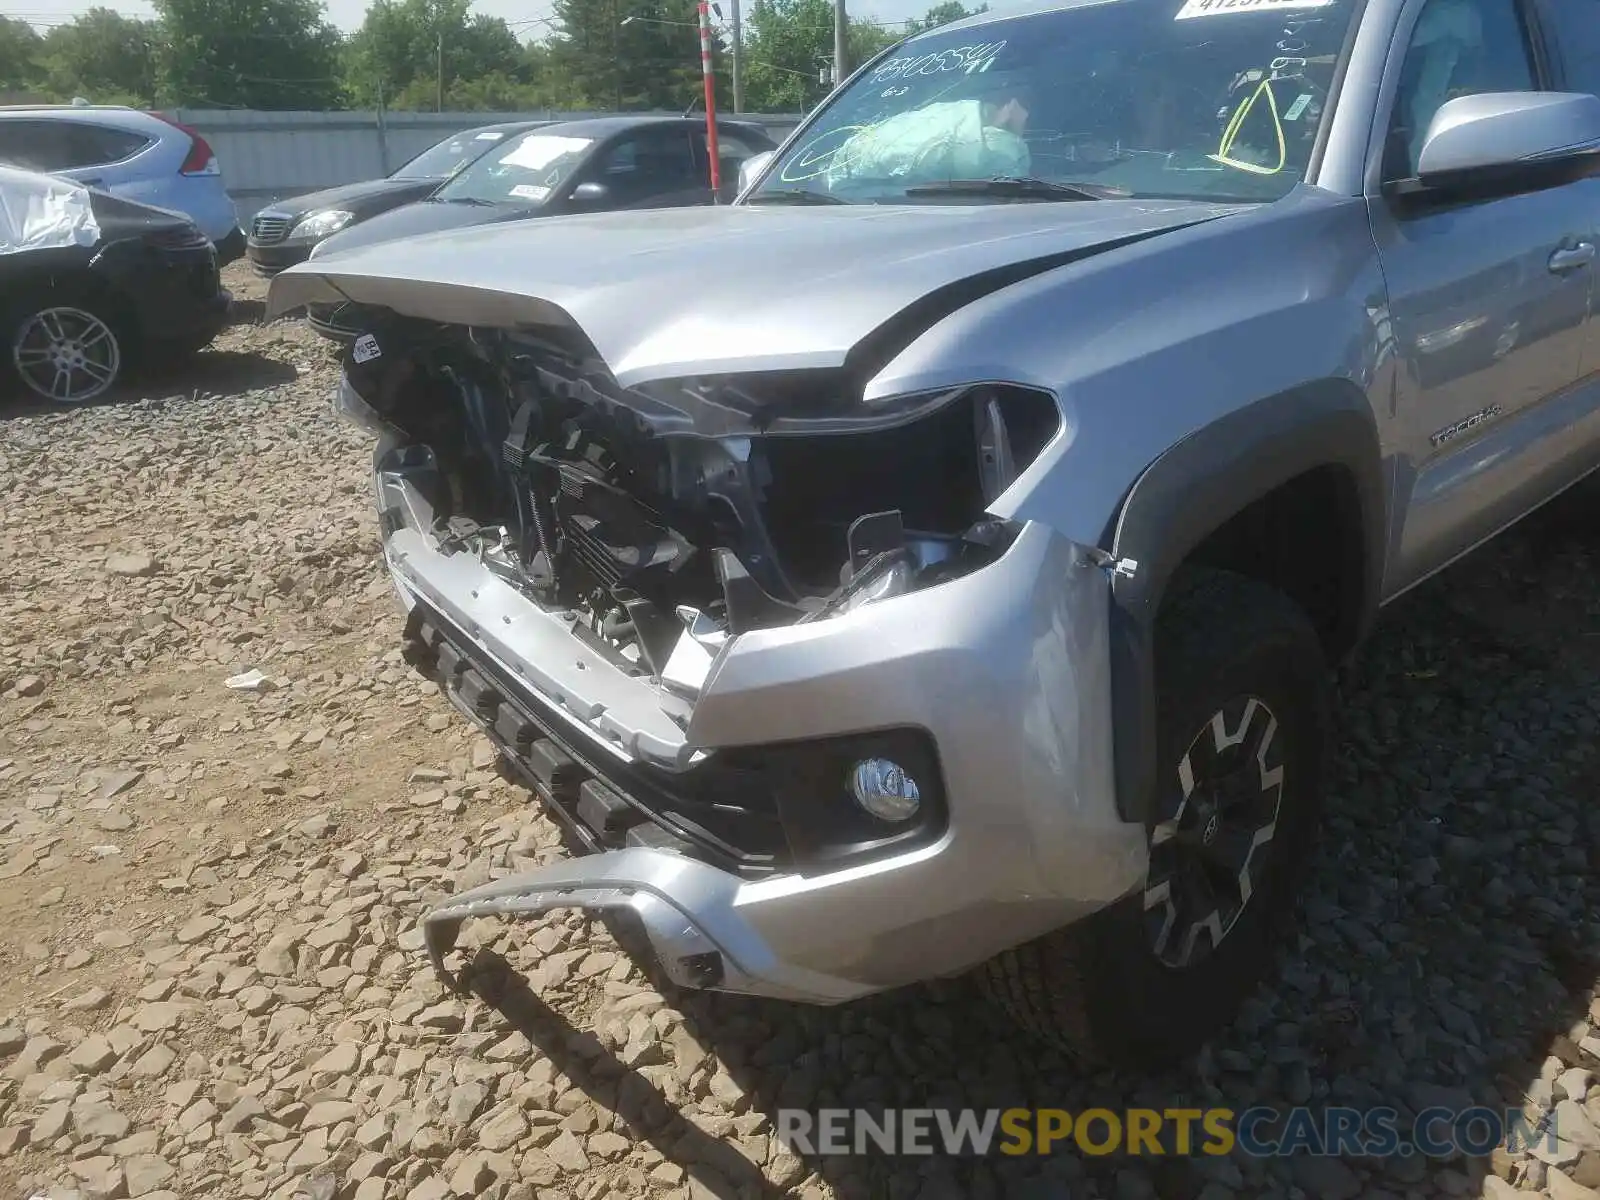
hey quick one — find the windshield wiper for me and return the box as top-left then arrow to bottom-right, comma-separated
437,195 -> 496,206
902,177 -> 1124,201
745,188 -> 848,205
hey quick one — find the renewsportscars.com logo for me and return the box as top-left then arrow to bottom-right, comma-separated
775,1106 -> 1559,1159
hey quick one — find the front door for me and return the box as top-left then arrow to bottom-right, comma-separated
1536,0 -> 1600,380
557,126 -> 707,212
1374,0 -> 1598,591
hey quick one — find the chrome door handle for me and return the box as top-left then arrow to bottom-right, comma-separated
1549,242 -> 1597,274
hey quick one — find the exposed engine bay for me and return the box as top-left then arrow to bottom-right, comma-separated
342,313 -> 1063,702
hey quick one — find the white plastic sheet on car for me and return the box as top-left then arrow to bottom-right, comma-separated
0,165 -> 100,257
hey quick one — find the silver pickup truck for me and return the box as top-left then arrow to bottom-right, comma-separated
269,0 -> 1600,1066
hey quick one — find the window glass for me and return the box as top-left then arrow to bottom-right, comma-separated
1385,0 -> 1538,177
393,128 -> 510,180
0,120 -> 152,172
594,128 -> 698,198
1544,0 -> 1600,97
597,139 -> 639,175
78,124 -> 151,165
693,128 -> 773,194
432,132 -> 596,204
0,120 -> 82,171
750,0 -> 1364,205
693,128 -> 762,165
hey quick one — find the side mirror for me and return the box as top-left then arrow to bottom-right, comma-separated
1413,92 -> 1600,194
569,181 -> 610,204
737,150 -> 776,196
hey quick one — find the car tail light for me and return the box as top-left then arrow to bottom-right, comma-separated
146,111 -> 219,177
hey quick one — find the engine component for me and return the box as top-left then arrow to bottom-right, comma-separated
344,320 -> 1060,667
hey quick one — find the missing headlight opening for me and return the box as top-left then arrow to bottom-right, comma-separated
344,315 -> 1061,695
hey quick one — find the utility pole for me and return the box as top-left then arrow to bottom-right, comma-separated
698,0 -> 721,195
436,28 -> 444,112
832,0 -> 847,91
611,0 -> 621,111
376,77 -> 390,174
730,0 -> 743,113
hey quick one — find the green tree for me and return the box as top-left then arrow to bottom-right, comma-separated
548,0 -> 719,112
0,17 -> 45,96
40,9 -> 159,107
740,0 -> 898,112
521,39 -> 589,109
154,0 -> 345,109
344,0 -> 526,111
904,1 -> 987,35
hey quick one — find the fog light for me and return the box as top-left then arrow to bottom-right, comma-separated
848,758 -> 921,822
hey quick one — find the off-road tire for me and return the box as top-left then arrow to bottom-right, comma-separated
980,566 -> 1331,1066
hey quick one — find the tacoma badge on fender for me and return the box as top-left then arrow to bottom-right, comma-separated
1430,403 -> 1504,448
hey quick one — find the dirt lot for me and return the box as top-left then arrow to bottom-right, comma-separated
3,261 -> 1600,1200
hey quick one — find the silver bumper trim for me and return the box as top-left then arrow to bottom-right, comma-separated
385,522 -> 699,769
423,848 -> 875,1004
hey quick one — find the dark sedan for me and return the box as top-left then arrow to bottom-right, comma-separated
245,119 -> 550,277
300,115 -> 778,340
2,166 -> 230,404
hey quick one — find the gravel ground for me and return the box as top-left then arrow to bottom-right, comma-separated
3,261 -> 1600,1200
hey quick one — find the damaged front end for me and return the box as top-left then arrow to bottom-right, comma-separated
347,313 -> 1062,680
338,311 -> 1142,1001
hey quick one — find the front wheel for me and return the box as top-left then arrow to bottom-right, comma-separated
981,567 -> 1331,1066
6,299 -> 124,403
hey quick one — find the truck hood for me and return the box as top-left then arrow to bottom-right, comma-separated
269,199 -> 1242,388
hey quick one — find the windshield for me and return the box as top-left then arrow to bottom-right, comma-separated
392,128 -> 511,180
752,0 -> 1360,204
432,131 -> 597,205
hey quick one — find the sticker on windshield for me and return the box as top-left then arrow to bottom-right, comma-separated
1283,92 -> 1313,120
352,334 -> 381,364
509,183 -> 550,200
502,136 -> 593,171
1176,0 -> 1333,18
475,132 -> 504,140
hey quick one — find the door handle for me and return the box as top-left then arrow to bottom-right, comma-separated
1549,242 -> 1597,274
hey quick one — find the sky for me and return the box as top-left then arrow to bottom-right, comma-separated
6,0 -> 928,35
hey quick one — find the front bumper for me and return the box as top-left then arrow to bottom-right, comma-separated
305,301 -> 362,342
425,848 -> 876,1002
247,239 -> 313,276
382,445 -> 1146,1003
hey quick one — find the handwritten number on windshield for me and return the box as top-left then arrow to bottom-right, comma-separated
867,40 -> 1008,85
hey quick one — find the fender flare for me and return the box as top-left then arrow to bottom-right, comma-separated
1104,382 -> 1386,824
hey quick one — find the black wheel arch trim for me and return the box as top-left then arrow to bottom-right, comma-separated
1103,381 -> 1386,825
